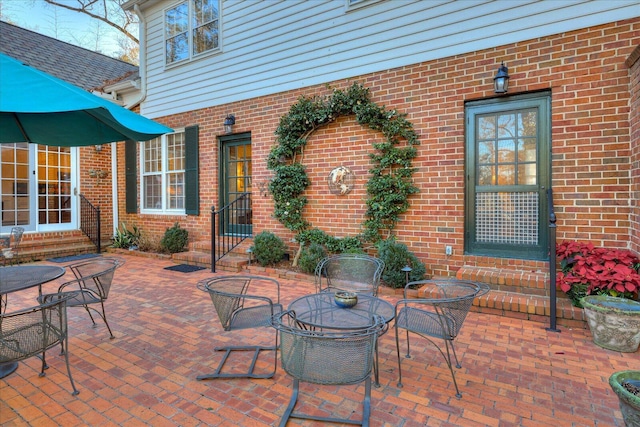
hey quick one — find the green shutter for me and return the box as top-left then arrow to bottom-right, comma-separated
125,140 -> 137,214
185,125 -> 199,215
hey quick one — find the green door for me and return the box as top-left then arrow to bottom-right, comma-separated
220,134 -> 252,236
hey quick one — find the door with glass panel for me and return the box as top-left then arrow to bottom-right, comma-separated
465,93 -> 550,260
220,134 -> 252,236
1,143 -> 76,233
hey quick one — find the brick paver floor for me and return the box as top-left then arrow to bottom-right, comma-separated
0,254 -> 635,426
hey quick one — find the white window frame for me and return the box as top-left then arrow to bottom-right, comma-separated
164,0 -> 221,66
140,130 -> 186,214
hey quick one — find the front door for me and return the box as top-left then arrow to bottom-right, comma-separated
1,143 -> 76,233
220,133 -> 252,236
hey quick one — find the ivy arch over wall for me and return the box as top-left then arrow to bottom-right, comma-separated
267,82 -> 419,258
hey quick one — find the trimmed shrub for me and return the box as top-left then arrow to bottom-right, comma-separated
299,243 -> 327,274
377,238 -> 426,288
160,222 -> 189,254
251,231 -> 287,266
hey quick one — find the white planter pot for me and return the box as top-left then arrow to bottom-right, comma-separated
582,295 -> 640,353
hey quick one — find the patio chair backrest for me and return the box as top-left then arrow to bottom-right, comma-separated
67,257 -> 124,300
198,275 -> 281,331
314,253 -> 385,296
274,311 -> 384,385
404,280 -> 487,339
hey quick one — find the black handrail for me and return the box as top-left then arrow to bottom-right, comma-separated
79,194 -> 101,253
211,192 -> 252,272
546,188 -> 559,332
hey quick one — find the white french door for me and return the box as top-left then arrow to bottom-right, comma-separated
0,143 -> 77,233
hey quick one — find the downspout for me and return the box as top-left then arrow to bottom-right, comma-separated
112,4 -> 148,236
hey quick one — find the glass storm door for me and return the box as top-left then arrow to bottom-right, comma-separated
221,134 -> 252,236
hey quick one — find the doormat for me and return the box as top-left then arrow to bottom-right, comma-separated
48,253 -> 101,263
164,264 -> 206,273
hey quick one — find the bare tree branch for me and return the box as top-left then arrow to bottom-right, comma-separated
44,0 -> 138,44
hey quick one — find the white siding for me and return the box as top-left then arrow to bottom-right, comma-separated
135,0 -> 640,118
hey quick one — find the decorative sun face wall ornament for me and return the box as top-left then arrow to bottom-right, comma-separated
328,166 -> 354,195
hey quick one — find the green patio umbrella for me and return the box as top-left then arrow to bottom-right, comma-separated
0,53 -> 172,146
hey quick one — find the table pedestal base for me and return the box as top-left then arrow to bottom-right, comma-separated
0,362 -> 18,379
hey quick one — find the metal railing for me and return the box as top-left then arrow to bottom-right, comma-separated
546,188 -> 559,332
79,194 -> 101,253
211,192 -> 252,272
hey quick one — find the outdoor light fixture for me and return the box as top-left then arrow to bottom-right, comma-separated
95,144 -> 103,153
224,114 -> 236,134
493,62 -> 510,94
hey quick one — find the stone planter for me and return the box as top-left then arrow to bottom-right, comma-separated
609,370 -> 640,427
582,295 -> 640,352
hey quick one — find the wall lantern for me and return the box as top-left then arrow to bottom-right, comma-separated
224,114 -> 236,134
493,62 -> 510,94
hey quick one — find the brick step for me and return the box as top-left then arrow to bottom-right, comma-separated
171,250 -> 249,273
244,264 -> 585,330
9,231 -> 98,264
168,242 -> 585,329
190,238 -> 253,256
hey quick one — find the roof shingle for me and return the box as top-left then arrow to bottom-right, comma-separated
0,20 -> 138,91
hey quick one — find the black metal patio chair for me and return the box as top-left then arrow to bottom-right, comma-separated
0,226 -> 24,266
272,310 -> 386,427
197,275 -> 282,380
394,279 -> 489,398
39,257 -> 124,339
314,253 -> 385,296
0,292 -> 79,395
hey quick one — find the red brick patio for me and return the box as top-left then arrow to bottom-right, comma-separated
0,254 -> 634,426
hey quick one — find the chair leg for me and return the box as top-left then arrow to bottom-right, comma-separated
439,339 -> 462,398
278,378 -> 300,427
281,377 -> 372,426
98,301 -> 115,339
62,334 -> 79,395
197,345 -> 277,380
197,329 -> 278,380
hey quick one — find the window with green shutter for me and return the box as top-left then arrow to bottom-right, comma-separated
134,125 -> 199,215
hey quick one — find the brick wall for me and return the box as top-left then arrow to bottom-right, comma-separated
78,144 -> 114,242
117,18 -> 639,278
627,45 -> 640,254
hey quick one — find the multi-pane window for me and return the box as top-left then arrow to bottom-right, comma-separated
141,132 -> 185,212
465,93 -> 550,260
165,0 -> 219,65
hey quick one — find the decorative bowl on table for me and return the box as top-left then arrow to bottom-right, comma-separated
334,291 -> 358,308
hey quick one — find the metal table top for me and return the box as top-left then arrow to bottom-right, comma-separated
287,292 -> 394,330
0,265 -> 65,295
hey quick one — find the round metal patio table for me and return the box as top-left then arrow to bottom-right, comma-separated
0,264 -> 66,378
287,292 -> 395,386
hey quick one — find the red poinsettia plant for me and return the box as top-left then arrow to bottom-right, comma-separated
556,241 -> 640,307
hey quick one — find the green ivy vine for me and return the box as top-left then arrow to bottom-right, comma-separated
267,82 -> 419,256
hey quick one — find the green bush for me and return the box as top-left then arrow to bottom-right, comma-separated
377,238 -> 426,288
112,223 -> 140,249
251,231 -> 287,266
298,243 -> 327,274
160,223 -> 189,254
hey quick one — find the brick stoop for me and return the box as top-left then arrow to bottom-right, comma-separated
6,230 -> 97,264
245,262 -> 587,330
171,239 -> 253,272
165,243 -> 587,329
